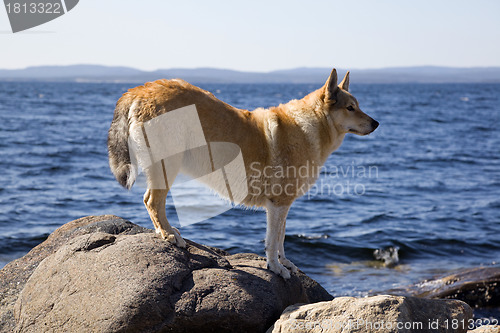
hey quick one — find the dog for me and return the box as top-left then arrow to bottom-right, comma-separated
108,68 -> 378,278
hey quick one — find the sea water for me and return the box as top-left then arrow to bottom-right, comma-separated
0,81 -> 499,298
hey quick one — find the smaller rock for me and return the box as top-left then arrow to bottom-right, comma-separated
268,295 -> 473,333
405,267 -> 500,308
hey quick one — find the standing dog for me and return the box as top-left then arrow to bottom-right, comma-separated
108,69 -> 378,278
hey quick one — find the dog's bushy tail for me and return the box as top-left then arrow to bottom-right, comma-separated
107,96 -> 137,190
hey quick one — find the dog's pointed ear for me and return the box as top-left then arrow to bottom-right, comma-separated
325,68 -> 338,102
340,71 -> 350,91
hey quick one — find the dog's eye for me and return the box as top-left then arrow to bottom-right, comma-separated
347,106 -> 355,111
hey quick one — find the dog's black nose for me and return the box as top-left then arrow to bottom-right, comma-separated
371,119 -> 379,130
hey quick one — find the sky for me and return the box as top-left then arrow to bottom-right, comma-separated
1,0 -> 499,72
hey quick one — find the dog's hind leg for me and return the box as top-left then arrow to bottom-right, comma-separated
144,158 -> 186,248
278,220 -> 298,273
265,201 -> 292,279
143,189 -> 161,233
144,188 -> 186,248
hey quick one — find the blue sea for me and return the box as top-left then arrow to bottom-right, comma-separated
1,81 -> 499,300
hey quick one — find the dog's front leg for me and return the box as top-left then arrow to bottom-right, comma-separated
265,201 -> 292,279
278,220 -> 298,273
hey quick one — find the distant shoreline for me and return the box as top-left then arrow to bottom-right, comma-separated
2,80 -> 500,86
1,65 -> 500,84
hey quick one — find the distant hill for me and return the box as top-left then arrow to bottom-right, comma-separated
1,64 -> 500,83
0,65 -> 144,79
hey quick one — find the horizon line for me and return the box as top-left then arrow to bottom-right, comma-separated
2,64 -> 500,73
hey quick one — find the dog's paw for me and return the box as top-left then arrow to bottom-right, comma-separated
279,257 -> 298,273
172,227 -> 187,248
267,260 -> 291,279
163,228 -> 186,248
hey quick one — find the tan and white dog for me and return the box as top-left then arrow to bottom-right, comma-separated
108,68 -> 378,278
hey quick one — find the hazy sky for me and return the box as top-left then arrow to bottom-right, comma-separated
1,0 -> 499,71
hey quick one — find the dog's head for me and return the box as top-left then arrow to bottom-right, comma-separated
322,68 -> 378,136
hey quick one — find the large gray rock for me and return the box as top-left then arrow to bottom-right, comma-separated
0,215 -> 332,333
0,215 -> 140,333
268,295 -> 473,333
